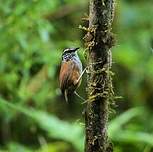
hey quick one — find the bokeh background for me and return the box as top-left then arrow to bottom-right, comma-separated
0,0 -> 153,152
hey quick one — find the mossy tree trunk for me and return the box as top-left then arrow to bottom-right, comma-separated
84,0 -> 115,152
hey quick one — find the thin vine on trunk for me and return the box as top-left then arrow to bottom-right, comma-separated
83,0 -> 115,152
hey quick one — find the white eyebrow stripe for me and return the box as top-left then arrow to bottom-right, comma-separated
63,49 -> 70,54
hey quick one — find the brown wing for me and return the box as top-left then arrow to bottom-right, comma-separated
59,60 -> 81,94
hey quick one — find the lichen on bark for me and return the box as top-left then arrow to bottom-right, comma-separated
84,0 -> 115,152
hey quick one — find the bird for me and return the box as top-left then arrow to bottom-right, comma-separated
59,47 -> 85,102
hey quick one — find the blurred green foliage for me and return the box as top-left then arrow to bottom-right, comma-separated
0,0 -> 153,152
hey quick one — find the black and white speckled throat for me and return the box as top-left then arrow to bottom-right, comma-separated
62,53 -> 76,62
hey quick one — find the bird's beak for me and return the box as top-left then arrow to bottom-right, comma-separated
75,47 -> 79,51
72,47 -> 79,52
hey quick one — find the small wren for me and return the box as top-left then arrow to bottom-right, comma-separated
59,47 -> 85,102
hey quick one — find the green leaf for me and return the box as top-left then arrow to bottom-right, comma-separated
0,98 -> 84,152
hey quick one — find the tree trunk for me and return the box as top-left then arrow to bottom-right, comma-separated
84,0 -> 115,152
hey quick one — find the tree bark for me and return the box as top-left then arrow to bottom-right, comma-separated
84,0 -> 115,152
